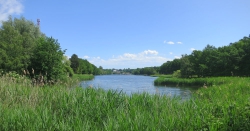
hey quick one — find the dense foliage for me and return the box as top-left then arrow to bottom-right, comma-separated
132,67 -> 159,75
160,35 -> 250,77
69,54 -> 101,75
29,37 -> 65,80
159,59 -> 181,74
0,16 -> 42,73
0,16 -> 99,81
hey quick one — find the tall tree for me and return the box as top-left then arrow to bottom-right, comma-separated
62,55 -> 74,77
30,37 -> 65,80
180,55 -> 194,78
70,54 -> 79,73
0,16 -> 42,73
189,50 -> 203,77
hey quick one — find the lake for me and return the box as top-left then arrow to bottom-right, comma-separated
80,75 -> 199,99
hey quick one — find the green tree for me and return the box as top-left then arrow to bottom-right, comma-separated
200,45 -> 218,76
189,50 -> 203,77
30,37 -> 65,80
70,54 -> 79,73
180,55 -> 194,78
78,59 -> 87,74
159,59 -> 181,74
238,37 -> 250,76
62,55 -> 74,77
0,16 -> 42,73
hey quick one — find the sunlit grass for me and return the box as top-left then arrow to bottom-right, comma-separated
150,74 -> 173,78
154,76 -> 238,87
0,74 -> 250,130
73,74 -> 94,81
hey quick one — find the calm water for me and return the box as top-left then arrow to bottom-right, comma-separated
80,75 -> 199,99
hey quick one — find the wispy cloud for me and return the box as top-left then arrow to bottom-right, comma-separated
83,50 -> 171,69
142,50 -> 158,55
83,55 -> 90,59
164,41 -> 183,45
164,40 -> 175,44
0,0 -> 23,22
190,48 -> 196,51
174,56 -> 181,59
169,52 -> 173,55
164,41 -> 174,45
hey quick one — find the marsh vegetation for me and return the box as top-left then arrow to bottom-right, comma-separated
1,73 -> 250,130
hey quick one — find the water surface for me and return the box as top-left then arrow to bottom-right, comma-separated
80,75 -> 199,99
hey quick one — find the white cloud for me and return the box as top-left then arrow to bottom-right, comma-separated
164,40 -> 174,44
123,53 -> 137,59
190,48 -> 196,51
0,0 -> 23,22
164,41 -> 183,45
142,50 -> 158,55
174,56 -> 181,59
169,52 -> 173,55
83,55 -> 90,59
167,41 -> 175,45
86,50 -> 171,69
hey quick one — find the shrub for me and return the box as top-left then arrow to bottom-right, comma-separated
173,70 -> 181,78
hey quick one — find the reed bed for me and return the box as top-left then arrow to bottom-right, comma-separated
0,74 -> 249,130
150,74 -> 173,78
154,76 -> 240,87
73,74 -> 94,81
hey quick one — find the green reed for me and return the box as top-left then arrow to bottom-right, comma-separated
154,76 -> 239,87
0,74 -> 249,130
73,74 -> 94,81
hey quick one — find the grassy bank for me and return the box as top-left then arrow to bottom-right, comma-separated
150,74 -> 172,78
0,75 -> 250,130
154,76 -> 238,87
54,74 -> 94,88
73,74 -> 94,81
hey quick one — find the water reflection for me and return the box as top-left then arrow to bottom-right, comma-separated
80,75 -> 199,99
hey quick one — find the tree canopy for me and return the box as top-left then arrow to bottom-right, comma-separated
0,16 -> 42,73
0,16 -> 100,82
159,35 -> 250,77
69,54 -> 100,75
29,37 -> 65,80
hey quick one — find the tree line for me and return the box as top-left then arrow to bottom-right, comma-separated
69,54 -> 100,75
159,35 -> 250,77
132,67 -> 159,75
0,16 -> 101,82
101,67 -> 159,76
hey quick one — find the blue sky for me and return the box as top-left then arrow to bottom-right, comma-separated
1,0 -> 250,69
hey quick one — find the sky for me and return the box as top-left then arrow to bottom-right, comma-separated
1,0 -> 250,69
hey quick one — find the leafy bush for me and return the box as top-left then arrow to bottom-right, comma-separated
173,70 -> 181,78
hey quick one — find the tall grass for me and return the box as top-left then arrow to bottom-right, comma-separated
154,76 -> 238,87
0,74 -> 250,130
150,74 -> 173,78
73,74 -> 94,81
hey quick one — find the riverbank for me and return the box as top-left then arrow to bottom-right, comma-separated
0,75 -> 249,130
154,76 -> 238,87
56,74 -> 94,88
150,74 -> 172,78
73,74 -> 94,81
